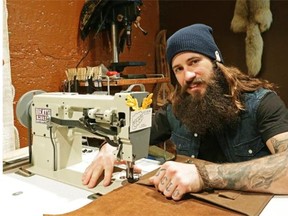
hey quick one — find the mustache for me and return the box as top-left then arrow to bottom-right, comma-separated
181,78 -> 206,95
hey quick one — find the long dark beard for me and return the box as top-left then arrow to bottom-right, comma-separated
172,71 -> 240,135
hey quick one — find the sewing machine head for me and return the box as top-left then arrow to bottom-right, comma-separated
25,90 -> 152,185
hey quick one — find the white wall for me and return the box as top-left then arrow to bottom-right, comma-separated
2,0 -> 17,157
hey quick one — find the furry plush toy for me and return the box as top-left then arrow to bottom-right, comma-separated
231,0 -> 272,77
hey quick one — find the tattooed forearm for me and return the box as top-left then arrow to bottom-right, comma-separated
205,151 -> 288,193
270,137 -> 288,153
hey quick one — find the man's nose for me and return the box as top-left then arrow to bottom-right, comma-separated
184,69 -> 196,81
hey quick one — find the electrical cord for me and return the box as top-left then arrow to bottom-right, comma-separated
76,8 -> 111,68
48,126 -> 57,171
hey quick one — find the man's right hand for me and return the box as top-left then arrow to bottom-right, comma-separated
82,143 -> 117,188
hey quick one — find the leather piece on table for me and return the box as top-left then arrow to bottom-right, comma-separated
137,170 -> 272,216
191,190 -> 272,216
44,154 -> 273,216
44,183 -> 240,216
137,159 -> 273,216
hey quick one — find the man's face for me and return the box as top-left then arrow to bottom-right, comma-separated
171,53 -> 239,135
171,52 -> 215,99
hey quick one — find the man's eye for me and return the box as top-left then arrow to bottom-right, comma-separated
173,68 -> 182,73
188,59 -> 199,65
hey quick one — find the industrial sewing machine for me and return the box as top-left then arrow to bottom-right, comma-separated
16,88 -> 153,194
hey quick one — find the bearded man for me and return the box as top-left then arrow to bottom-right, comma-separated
82,24 -> 288,201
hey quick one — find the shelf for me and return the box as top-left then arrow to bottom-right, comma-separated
101,77 -> 170,86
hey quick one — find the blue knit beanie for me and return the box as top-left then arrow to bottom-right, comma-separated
166,24 -> 224,67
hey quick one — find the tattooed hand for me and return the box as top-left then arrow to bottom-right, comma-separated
149,161 -> 204,200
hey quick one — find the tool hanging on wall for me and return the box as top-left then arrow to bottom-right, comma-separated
79,0 -> 148,72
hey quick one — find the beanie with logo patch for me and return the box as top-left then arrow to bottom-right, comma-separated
166,23 -> 224,68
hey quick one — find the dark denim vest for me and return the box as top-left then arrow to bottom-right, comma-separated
167,88 -> 272,162
167,104 -> 201,158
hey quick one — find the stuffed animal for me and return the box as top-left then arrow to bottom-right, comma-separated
231,0 -> 272,77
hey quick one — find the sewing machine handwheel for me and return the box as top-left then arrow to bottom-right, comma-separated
16,90 -> 45,128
